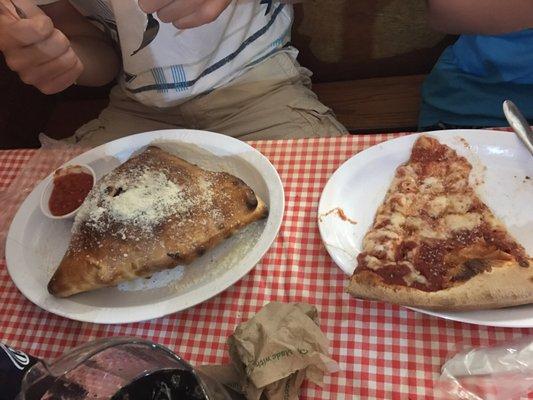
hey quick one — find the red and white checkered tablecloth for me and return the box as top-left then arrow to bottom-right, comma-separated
1,133 -> 532,399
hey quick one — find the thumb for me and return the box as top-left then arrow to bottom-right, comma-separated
5,0 -> 46,17
0,6 -> 53,50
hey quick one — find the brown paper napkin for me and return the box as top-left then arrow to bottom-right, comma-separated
198,302 -> 338,400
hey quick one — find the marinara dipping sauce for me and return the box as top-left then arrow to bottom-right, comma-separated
49,166 -> 94,216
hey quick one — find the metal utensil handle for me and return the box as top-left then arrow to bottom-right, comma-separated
503,100 -> 533,156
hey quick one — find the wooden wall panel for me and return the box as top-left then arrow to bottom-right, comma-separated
292,0 -> 455,82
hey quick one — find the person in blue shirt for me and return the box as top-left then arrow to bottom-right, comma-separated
419,0 -> 533,130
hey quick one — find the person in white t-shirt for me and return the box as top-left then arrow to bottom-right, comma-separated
0,0 -> 347,145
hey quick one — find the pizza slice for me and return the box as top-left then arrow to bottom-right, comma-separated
347,135 -> 532,310
48,146 -> 268,297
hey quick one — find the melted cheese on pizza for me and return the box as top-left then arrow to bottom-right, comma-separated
355,136 -> 530,292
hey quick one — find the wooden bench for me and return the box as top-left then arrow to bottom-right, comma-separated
4,73 -> 425,147
42,74 -> 425,141
45,98 -> 109,140
314,75 -> 425,133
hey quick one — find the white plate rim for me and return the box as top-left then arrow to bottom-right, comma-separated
318,129 -> 533,328
5,129 -> 285,324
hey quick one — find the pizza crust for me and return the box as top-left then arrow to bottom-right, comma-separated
347,136 -> 532,310
48,196 -> 267,298
347,259 -> 533,311
48,147 -> 269,298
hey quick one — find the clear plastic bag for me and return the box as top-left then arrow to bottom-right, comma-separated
0,134 -> 89,259
436,336 -> 533,400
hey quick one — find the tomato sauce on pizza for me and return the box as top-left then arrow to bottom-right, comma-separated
348,136 -> 532,310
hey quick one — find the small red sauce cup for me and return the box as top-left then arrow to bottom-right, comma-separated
40,164 -> 96,220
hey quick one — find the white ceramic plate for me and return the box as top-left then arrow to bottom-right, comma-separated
318,130 -> 533,328
6,130 -> 284,324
